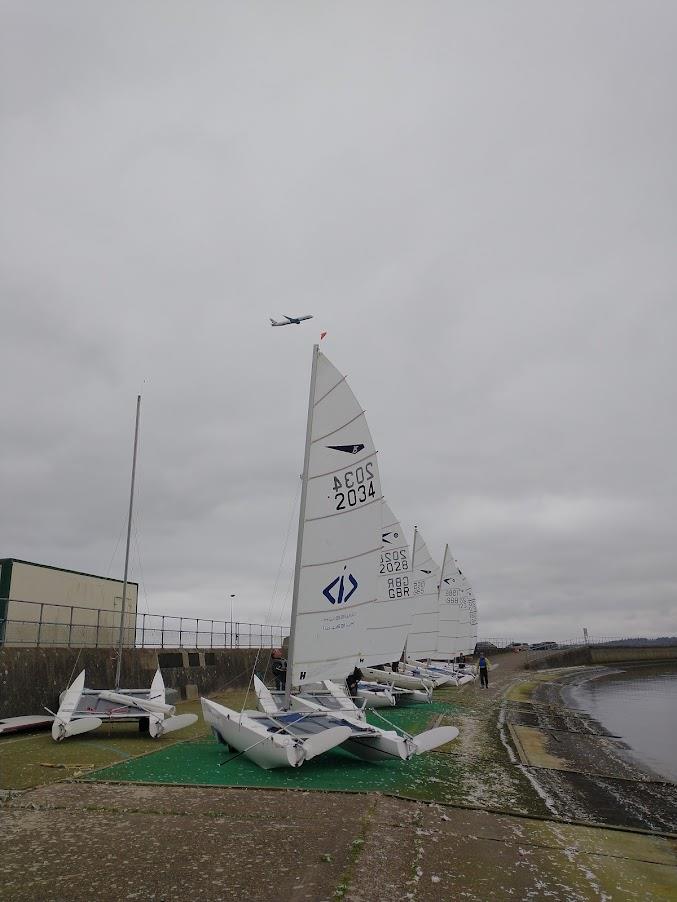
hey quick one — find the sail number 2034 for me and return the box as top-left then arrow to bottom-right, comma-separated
332,462 -> 376,511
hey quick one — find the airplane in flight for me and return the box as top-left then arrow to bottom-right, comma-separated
269,314 -> 313,327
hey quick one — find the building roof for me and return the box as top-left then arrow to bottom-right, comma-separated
0,558 -> 139,587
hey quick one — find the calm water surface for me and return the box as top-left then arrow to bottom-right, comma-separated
568,665 -> 677,783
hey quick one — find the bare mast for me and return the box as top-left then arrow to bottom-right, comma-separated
114,395 -> 141,691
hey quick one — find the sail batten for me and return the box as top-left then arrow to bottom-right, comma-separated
312,410 -> 366,443
309,450 -> 376,480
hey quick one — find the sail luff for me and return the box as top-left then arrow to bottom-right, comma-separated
363,502 -> 413,667
436,545 -> 465,659
406,530 -> 440,659
284,344 -> 320,707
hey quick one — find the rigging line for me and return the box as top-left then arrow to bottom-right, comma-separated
241,479 -> 301,714
268,479 -> 302,628
369,707 -> 415,740
104,524 -> 125,579
132,522 -> 150,616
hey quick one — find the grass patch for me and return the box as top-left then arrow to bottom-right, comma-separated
0,688 -> 250,791
333,797 -> 376,899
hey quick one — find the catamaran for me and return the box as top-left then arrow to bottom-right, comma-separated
51,396 -> 198,741
202,345 -> 458,768
405,543 -> 478,685
364,530 -> 478,689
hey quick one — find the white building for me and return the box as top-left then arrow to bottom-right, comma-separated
0,558 -> 138,647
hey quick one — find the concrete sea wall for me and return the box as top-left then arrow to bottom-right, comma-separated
0,646 -> 271,718
527,644 -> 677,670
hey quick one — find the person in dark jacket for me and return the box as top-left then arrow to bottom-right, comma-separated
271,648 -> 287,691
345,666 -> 363,699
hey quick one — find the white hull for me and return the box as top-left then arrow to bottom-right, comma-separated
202,698 -> 353,770
362,666 -> 433,692
250,679 -> 457,763
423,662 -> 476,686
402,662 -> 454,687
202,699 -> 304,769
356,684 -> 396,708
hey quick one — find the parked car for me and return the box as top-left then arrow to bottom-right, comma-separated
529,641 -> 558,651
508,642 -> 529,652
474,641 -> 498,654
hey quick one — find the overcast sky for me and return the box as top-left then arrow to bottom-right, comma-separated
2,2 -> 676,642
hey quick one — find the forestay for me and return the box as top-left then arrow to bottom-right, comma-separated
406,530 -> 440,659
363,501 -> 413,666
436,545 -> 464,659
289,347 -> 384,686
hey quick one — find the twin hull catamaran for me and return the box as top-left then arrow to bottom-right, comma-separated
202,346 -> 458,768
52,668 -> 197,741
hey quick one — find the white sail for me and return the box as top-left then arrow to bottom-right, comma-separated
436,545 -> 464,659
406,530 -> 440,659
456,560 -> 478,655
363,501 -> 413,667
289,347 -> 383,687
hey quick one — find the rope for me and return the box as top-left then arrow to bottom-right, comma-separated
241,480 -> 301,713
369,707 -> 414,740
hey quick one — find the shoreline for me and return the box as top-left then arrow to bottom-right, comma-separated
502,665 -> 677,833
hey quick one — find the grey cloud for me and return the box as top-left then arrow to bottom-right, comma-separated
1,1 -> 676,642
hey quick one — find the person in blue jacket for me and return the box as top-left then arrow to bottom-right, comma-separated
478,653 -> 490,688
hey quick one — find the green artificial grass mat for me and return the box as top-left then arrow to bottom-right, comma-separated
83,701 -> 464,801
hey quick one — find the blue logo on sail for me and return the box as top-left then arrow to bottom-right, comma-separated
323,567 -> 358,605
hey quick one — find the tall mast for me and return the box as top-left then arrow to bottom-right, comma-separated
284,345 -> 320,708
438,544 -> 448,600
115,395 -> 141,690
402,526 -> 418,663
438,543 -> 449,663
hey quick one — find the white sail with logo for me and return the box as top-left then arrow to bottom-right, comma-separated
288,347 -> 383,687
436,545 -> 464,659
405,530 -> 440,659
456,560 -> 478,655
363,501 -> 413,666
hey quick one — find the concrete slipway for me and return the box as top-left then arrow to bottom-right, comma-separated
1,655 -> 676,900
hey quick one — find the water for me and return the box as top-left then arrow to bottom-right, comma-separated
568,665 -> 677,783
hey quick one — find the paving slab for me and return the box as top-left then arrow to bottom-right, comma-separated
2,783 -> 676,901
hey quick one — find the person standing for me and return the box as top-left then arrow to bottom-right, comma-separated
271,648 -> 286,691
478,653 -> 490,688
346,666 -> 363,699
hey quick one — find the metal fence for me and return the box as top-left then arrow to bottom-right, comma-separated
0,598 -> 287,650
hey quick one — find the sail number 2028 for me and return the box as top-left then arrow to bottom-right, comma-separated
333,462 -> 376,511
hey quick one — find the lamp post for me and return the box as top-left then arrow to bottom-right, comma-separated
228,594 -> 235,647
